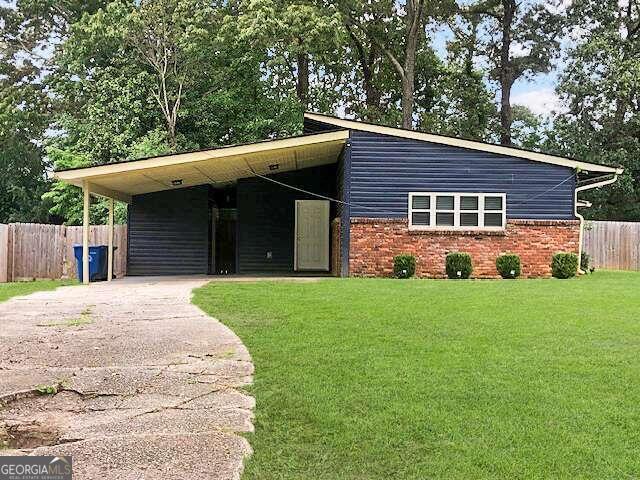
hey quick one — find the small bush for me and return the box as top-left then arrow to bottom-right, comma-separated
445,252 -> 473,279
581,252 -> 594,273
552,253 -> 579,279
496,254 -> 521,279
393,254 -> 416,279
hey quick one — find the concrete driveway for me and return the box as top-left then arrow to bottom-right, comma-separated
0,277 -> 254,480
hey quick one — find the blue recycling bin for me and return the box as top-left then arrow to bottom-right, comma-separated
73,245 -> 111,282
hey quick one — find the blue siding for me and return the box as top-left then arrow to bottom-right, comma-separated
237,164 -> 338,273
349,131 -> 576,220
128,186 -> 209,275
340,137 -> 351,276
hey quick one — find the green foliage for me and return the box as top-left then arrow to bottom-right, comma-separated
393,254 -> 416,279
234,0 -> 345,110
581,252 -> 594,274
510,105 -> 547,150
418,63 -> 496,140
546,0 -> 640,221
0,123 -> 51,223
551,253 -> 579,279
35,384 -> 60,395
496,254 -> 521,279
445,252 -> 473,279
0,66 -> 52,223
42,148 -> 127,225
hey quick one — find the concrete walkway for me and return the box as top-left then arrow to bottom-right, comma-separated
0,277 -> 254,480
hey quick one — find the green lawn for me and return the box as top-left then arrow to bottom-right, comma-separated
0,280 -> 74,303
193,272 -> 640,480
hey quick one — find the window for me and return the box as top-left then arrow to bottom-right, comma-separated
408,193 -> 506,230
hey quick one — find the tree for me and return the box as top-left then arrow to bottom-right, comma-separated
340,0 -> 455,128
234,0 -> 345,111
418,12 -> 496,140
337,0 -> 400,123
0,1 -> 107,223
548,0 -> 640,221
124,0 -> 218,149
509,105 -> 546,150
0,91 -> 51,222
417,64 -> 496,140
469,0 -> 562,145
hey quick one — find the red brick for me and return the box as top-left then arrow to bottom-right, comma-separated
348,218 -> 580,278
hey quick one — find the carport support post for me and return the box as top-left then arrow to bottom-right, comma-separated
107,198 -> 114,281
82,180 -> 90,285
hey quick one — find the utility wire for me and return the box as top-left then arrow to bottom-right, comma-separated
246,167 -> 579,213
509,173 -> 576,206
245,167 -> 400,216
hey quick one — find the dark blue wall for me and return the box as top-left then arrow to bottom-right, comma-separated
237,164 -> 338,273
348,130 -> 576,220
127,186 -> 209,275
303,118 -> 340,134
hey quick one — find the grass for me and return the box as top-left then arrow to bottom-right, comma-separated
0,279 -> 74,303
37,306 -> 93,328
193,271 -> 640,480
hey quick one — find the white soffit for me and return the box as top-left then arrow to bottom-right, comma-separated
53,130 -> 349,203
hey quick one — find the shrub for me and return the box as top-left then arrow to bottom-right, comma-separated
496,254 -> 521,279
445,252 -> 473,279
393,254 -> 416,279
551,253 -> 579,279
580,252 -> 594,273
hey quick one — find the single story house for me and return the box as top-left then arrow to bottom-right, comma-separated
54,112 -> 623,282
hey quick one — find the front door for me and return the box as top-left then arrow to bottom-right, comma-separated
295,200 -> 330,271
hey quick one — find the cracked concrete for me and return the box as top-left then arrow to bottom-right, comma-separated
0,276 -> 254,480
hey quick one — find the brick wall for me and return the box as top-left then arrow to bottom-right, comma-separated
331,217 -> 341,277
349,218 -> 580,278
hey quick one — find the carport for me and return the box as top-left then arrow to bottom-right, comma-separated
53,130 -> 348,284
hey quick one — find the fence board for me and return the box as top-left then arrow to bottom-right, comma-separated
0,225 -> 7,283
1,223 -> 127,281
583,221 -> 640,271
12,224 -> 66,280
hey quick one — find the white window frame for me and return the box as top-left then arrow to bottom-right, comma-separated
408,192 -> 507,231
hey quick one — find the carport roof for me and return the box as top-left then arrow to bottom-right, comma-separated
53,130 -> 349,203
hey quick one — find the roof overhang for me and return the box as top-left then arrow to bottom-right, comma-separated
305,113 -> 624,175
53,130 -> 349,203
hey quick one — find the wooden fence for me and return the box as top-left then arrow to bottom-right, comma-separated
0,223 -> 127,282
583,221 -> 640,271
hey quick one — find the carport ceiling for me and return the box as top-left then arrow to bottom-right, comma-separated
54,130 -> 349,203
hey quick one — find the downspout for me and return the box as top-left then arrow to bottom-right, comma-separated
574,172 -> 620,273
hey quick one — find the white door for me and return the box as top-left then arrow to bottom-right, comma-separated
295,200 -> 330,271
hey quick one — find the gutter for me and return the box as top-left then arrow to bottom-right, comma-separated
574,173 -> 621,273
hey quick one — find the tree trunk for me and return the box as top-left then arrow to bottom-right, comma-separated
167,121 -> 177,150
401,56 -> 415,129
347,26 -> 382,119
401,0 -> 423,129
500,80 -> 512,145
499,0 -> 515,146
296,51 -> 309,108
